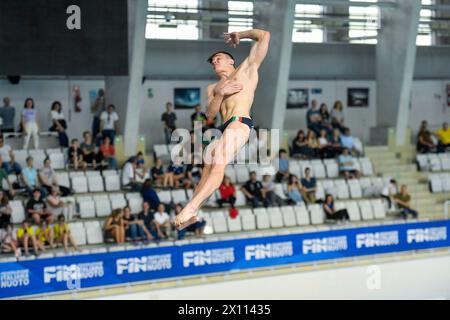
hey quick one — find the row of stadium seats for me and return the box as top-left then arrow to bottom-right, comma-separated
416,153 -> 450,172
428,173 -> 450,193
7,148 -> 66,170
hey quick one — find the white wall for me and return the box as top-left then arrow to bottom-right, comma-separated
95,254 -> 450,300
0,79 -> 105,141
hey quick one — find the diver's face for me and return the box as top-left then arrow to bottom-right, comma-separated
211,53 -> 233,73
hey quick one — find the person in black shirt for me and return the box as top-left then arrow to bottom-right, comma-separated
150,158 -> 165,187
68,138 -> 86,170
122,206 -> 153,243
161,102 -> 177,144
137,201 -> 159,240
240,171 -> 269,208
190,104 -> 207,129
26,189 -> 54,225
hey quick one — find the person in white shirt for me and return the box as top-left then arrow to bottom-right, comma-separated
0,135 -> 22,175
122,156 -> 141,191
381,179 -> 398,210
153,203 -> 171,238
49,101 -> 69,147
99,104 -> 119,145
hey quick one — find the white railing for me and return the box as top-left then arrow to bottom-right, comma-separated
445,200 -> 450,220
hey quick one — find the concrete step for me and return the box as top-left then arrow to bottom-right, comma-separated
365,146 -> 389,153
371,159 -> 402,167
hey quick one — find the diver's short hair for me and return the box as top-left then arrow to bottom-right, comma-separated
207,51 -> 236,65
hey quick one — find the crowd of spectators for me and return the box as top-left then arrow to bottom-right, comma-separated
416,120 -> 450,154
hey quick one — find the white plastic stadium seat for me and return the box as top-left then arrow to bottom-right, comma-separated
212,215 -> 228,233
269,207 -> 284,228
428,154 -> 442,172
325,161 -> 339,178
56,172 -> 70,189
30,150 -> 48,170
128,197 -> 143,214
157,190 -> 172,204
358,200 -> 374,220
234,190 -> 247,207
77,199 -> 96,219
281,206 -> 297,227
416,154 -> 429,171
348,179 -> 363,199
171,189 -> 187,204
153,145 -> 169,158
10,201 -> 26,224
94,197 -> 112,217
360,158 -> 374,176
345,201 -> 361,221
87,175 -> 104,192
235,165 -> 250,183
225,166 -> 237,183
288,160 -> 301,178
309,204 -> 324,225
227,216 -> 242,232
13,150 -> 28,168
110,194 -> 127,210
428,174 -> 442,193
322,180 -> 337,198
274,183 -> 288,201
294,204 -> 310,225
84,221 -> 104,245
311,161 -> 326,179
335,179 -> 350,199
241,214 -> 256,231
104,174 -> 121,192
371,199 -> 386,219
439,153 -> 450,171
48,151 -> 65,169
442,173 -> 450,192
69,222 -> 87,246
71,176 -> 88,193
256,211 -> 270,230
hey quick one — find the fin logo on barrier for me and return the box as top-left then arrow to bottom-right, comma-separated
43,262 -> 104,284
245,241 -> 293,261
183,248 -> 235,267
116,254 -> 172,275
0,270 -> 30,288
356,231 -> 399,248
407,227 -> 447,243
302,236 -> 348,254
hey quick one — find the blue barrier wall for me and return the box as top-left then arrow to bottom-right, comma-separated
1,220 -> 449,299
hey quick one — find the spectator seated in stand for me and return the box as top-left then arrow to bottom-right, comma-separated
338,148 -> 361,180
416,124 -> 437,154
122,206 -> 153,244
173,203 -> 206,240
0,157 -> 17,199
17,219 -> 45,257
35,220 -> 55,249
274,149 -> 290,183
286,174 -> 304,205
184,157 -> 202,189
436,121 -> 450,152
301,167 -> 317,204
99,136 -> 118,170
165,160 -> 185,189
122,156 -> 142,192
39,157 -> 72,197
21,157 -> 47,198
104,208 -> 125,244
291,130 -> 310,159
241,171 -> 269,208
340,128 -> 361,156
0,135 -> 22,175
262,174 -> 283,207
0,190 -> 12,229
381,179 -> 398,211
135,153 -> 150,185
331,100 -> 345,133
307,99 -> 331,136
49,101 -> 69,148
329,128 -> 343,157
81,131 -> 105,170
306,130 -> 320,159
53,214 -> 79,253
1,222 -> 20,258
153,203 -> 171,239
218,175 -> 236,208
46,186 -> 72,221
150,158 -> 165,188
323,194 -> 350,223
26,188 -> 54,225
138,202 -> 160,240
68,139 -> 87,170
393,185 -> 419,220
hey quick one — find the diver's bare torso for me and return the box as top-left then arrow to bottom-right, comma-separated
207,59 -> 258,121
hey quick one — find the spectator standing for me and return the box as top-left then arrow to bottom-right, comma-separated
190,104 -> 207,129
394,185 -> 419,219
323,194 -> 350,222
217,176 -> 236,208
241,171 -> 269,208
161,102 -> 177,144
0,135 -> 22,175
48,101 -> 69,147
306,99 -> 323,136
91,89 -> 106,138
301,168 -> 317,204
99,104 -> 119,145
331,100 -> 345,132
0,97 -> 16,134
21,98 -> 40,150
140,179 -> 161,211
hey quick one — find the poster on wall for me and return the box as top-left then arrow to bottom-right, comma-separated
287,88 -> 309,109
174,88 -> 201,109
347,88 -> 369,107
